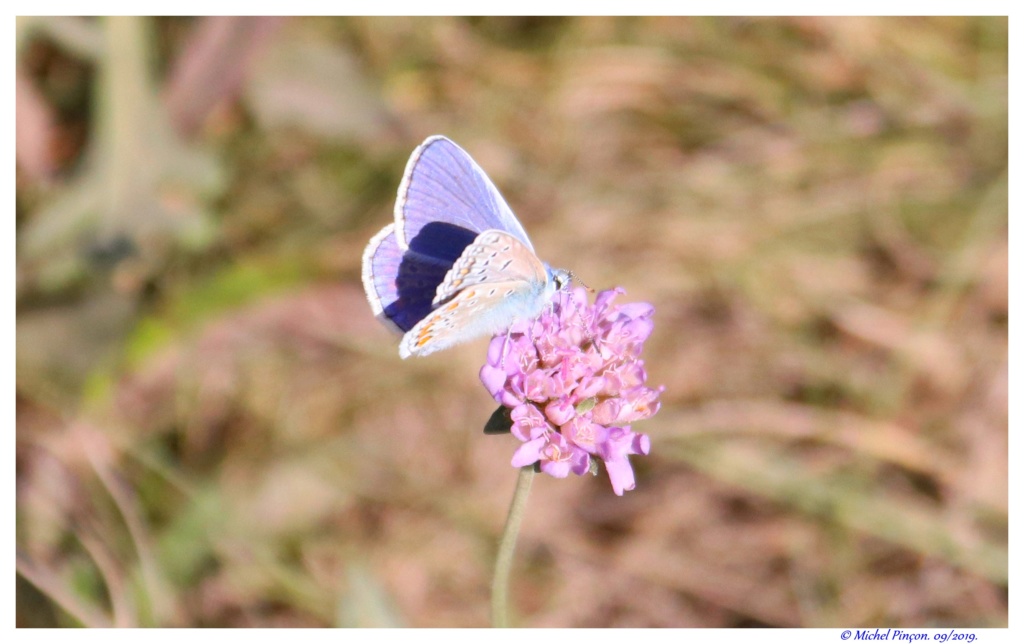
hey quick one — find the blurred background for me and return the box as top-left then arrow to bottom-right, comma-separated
15,16 -> 1007,627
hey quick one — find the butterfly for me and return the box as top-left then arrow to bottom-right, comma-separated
362,135 -> 571,358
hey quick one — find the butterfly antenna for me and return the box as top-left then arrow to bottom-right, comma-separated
569,271 -> 595,293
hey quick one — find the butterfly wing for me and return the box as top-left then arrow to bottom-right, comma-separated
362,224 -> 403,329
395,136 -> 534,252
398,280 -> 539,359
365,136 -> 555,356
399,230 -> 551,358
432,230 -> 547,305
362,222 -> 478,333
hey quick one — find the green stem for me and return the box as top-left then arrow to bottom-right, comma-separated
491,465 -> 535,628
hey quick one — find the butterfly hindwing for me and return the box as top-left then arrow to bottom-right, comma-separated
399,279 -> 538,358
361,225 -> 402,325
362,223 -> 460,333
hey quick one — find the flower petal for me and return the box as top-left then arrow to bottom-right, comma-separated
591,398 -> 623,425
479,363 -> 508,399
511,437 -> 546,467
545,398 -> 576,427
604,456 -> 637,496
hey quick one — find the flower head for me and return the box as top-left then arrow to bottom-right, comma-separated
480,287 -> 662,495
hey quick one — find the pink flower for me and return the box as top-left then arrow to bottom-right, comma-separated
480,287 -> 662,495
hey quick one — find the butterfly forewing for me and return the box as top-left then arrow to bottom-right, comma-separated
396,136 -> 534,251
433,230 -> 548,306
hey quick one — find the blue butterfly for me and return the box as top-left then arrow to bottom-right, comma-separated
362,136 -> 570,358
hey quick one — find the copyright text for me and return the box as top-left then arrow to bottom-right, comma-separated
840,630 -> 976,643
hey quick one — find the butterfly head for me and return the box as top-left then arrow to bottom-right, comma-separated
547,266 -> 593,294
549,266 -> 572,291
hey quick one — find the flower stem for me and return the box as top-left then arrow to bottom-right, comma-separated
491,465 -> 535,628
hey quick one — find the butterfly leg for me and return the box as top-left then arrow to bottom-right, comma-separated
499,325 -> 515,369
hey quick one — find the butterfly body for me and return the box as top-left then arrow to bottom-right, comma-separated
362,136 -> 568,358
